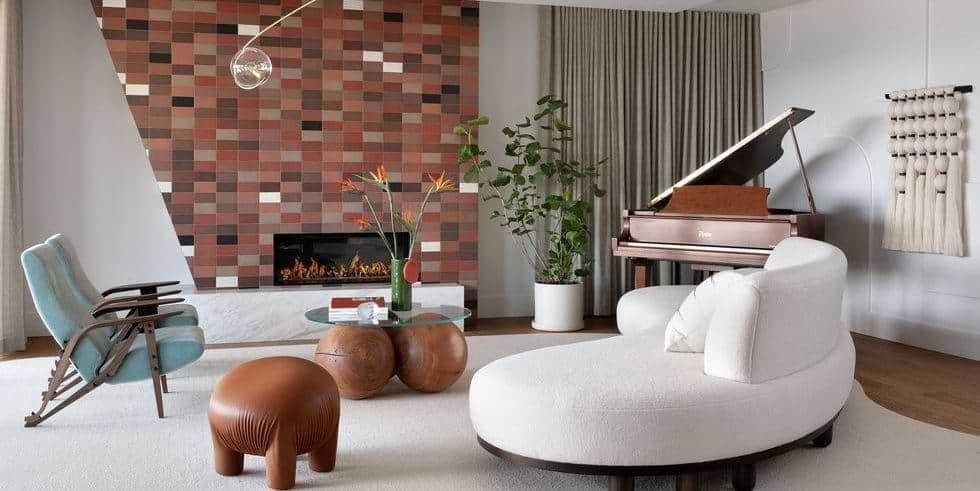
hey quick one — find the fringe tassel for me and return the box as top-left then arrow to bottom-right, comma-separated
913,173 -> 925,250
922,156 -> 937,252
882,157 -> 900,249
894,193 -> 906,251
902,160 -> 917,250
934,194 -> 946,250
944,155 -> 965,256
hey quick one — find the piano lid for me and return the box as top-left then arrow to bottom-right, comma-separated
648,107 -> 815,209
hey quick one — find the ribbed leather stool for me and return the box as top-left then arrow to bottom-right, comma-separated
208,356 -> 340,489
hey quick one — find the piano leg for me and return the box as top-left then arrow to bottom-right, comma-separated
631,260 -> 649,290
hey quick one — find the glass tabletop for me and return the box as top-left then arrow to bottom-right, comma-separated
305,304 -> 471,328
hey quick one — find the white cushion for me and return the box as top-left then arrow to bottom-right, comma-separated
469,330 -> 855,466
664,268 -> 761,353
704,238 -> 848,383
616,285 -> 694,335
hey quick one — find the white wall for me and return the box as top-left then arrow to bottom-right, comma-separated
22,0 -> 192,335
477,2 -> 541,318
762,0 -> 980,359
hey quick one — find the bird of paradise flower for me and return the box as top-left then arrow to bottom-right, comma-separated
341,165 -> 456,260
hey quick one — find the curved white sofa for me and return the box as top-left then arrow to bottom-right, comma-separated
470,238 -> 855,490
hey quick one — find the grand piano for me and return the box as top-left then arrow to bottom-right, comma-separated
612,107 -> 824,289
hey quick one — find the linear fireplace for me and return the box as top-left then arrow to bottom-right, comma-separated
273,232 -> 409,286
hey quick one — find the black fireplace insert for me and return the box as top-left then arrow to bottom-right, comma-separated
273,232 -> 409,286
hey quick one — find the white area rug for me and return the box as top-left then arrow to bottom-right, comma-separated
1,334 -> 977,490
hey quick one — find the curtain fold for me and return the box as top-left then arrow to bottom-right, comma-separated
0,0 -> 24,353
541,6 -> 762,316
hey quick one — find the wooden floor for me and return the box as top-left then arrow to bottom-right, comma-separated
4,317 -> 978,435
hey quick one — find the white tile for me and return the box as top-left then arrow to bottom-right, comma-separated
459,182 -> 479,193
125,84 -> 149,96
103,0 -> 126,8
158,181 -> 172,193
216,276 -> 238,289
382,62 -> 403,73
182,245 -> 195,257
117,73 -> 126,84
259,192 -> 281,203
343,0 -> 364,11
421,241 -> 441,253
362,51 -> 383,63
238,24 -> 260,36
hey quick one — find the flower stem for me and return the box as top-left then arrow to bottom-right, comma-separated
363,195 -> 395,257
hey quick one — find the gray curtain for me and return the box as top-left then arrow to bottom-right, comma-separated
540,7 -> 762,316
0,0 -> 24,353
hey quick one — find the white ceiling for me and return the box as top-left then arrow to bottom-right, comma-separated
481,0 -> 810,13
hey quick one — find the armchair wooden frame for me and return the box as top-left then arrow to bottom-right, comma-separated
24,296 -> 184,428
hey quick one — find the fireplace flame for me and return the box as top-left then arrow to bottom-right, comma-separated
279,255 -> 390,282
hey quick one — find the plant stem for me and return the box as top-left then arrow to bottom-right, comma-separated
467,129 -> 547,274
410,187 -> 437,259
384,185 -> 399,258
362,195 -> 395,257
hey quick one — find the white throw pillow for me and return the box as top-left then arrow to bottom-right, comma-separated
664,268 -> 761,353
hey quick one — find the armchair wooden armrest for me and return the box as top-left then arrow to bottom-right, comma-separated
91,297 -> 184,319
90,289 -> 181,315
83,311 -> 182,336
101,280 -> 180,297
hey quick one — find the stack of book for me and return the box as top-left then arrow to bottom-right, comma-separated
329,296 -> 388,322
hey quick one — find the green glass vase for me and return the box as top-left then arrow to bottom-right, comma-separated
390,258 -> 412,312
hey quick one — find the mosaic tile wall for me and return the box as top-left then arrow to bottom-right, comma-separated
90,0 -> 479,308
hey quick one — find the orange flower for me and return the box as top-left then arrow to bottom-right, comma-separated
340,178 -> 360,193
352,217 -> 372,230
368,165 -> 387,183
428,171 -> 456,192
401,208 -> 414,223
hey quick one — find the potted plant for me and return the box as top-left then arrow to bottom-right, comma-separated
342,167 -> 456,311
455,95 -> 605,331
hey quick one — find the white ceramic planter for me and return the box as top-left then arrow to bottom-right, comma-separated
532,282 -> 585,332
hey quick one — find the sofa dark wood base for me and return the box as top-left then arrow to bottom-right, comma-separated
477,414 -> 838,491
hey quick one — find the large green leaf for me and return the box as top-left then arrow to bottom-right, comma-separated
463,165 -> 480,182
490,174 -> 512,187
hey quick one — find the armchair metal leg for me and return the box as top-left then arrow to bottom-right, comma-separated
25,381 -> 98,427
144,327 -> 165,418
51,376 -> 82,399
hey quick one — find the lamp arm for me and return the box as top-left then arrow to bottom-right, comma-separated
242,0 -> 322,50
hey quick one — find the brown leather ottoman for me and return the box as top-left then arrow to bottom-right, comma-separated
208,356 -> 340,490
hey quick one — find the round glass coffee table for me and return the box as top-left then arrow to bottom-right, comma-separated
305,305 -> 471,399
305,305 -> 471,327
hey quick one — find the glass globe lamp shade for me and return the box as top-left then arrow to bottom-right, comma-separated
231,47 -> 272,90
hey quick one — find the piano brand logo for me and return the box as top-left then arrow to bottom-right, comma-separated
698,230 -> 713,239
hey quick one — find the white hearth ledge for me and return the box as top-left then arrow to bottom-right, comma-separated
181,283 -> 466,344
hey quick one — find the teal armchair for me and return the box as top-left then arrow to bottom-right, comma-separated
45,234 -> 199,329
20,243 -> 205,427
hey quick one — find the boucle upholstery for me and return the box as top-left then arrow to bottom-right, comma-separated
469,329 -> 854,466
470,237 -> 854,469
664,268 -> 761,353
616,285 -> 693,336
704,238 -> 847,383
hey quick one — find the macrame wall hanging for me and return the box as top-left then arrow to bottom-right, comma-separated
884,85 -> 969,256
